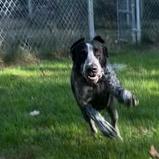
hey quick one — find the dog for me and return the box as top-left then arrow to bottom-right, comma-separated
70,36 -> 139,139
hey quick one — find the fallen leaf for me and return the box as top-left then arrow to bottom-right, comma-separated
149,145 -> 159,159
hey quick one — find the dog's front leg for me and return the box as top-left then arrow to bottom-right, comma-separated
81,105 -> 118,138
103,65 -> 139,107
72,82 -> 118,138
72,84 -> 99,135
80,108 -> 98,134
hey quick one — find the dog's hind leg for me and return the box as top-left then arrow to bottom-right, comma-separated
107,96 -> 123,140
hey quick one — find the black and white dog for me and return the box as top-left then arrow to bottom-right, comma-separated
70,36 -> 139,139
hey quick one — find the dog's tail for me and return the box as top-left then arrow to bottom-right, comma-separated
85,106 -> 118,138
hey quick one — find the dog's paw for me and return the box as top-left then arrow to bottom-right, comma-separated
123,90 -> 139,107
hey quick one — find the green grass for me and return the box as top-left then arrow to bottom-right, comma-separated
0,49 -> 159,159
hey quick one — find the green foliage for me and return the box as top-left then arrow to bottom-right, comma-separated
0,50 -> 158,158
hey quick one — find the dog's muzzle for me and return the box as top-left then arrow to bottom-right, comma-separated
84,64 -> 103,84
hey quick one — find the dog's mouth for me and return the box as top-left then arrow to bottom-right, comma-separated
86,71 -> 103,84
82,64 -> 104,84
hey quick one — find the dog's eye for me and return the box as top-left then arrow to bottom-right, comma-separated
81,50 -> 88,57
96,54 -> 101,59
94,48 -> 100,54
94,48 -> 98,52
81,50 -> 87,54
94,49 -> 100,58
80,50 -> 87,61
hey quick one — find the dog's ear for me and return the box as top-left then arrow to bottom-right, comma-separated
70,38 -> 85,51
70,38 -> 85,62
103,46 -> 108,58
93,35 -> 108,58
93,35 -> 105,44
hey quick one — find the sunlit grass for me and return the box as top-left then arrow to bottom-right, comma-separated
0,51 -> 159,158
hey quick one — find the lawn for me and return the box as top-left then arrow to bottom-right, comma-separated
0,49 -> 159,159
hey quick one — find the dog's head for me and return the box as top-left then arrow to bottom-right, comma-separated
70,36 -> 108,84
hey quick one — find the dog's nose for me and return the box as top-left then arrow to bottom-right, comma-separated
86,64 -> 98,74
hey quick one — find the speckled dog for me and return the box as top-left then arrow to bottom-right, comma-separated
70,36 -> 139,139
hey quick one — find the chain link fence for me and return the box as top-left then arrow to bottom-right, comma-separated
94,0 -> 159,46
94,0 -> 117,49
0,0 -> 89,59
0,0 -> 159,61
142,0 -> 159,44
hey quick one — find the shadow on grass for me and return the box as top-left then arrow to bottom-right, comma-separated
20,65 -> 71,73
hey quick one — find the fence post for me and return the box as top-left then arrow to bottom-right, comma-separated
28,0 -> 33,18
131,1 -> 136,43
136,0 -> 141,43
88,0 -> 95,40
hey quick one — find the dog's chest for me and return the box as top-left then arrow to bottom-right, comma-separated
91,82 -> 109,110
